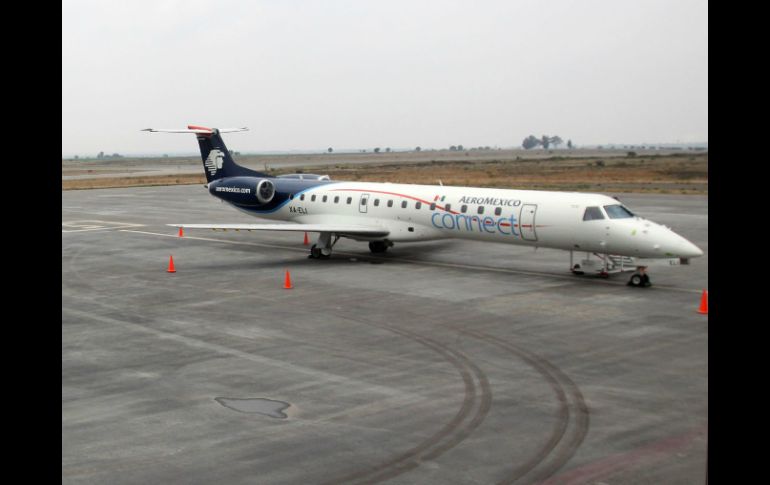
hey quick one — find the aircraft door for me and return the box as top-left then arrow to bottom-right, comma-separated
520,204 -> 538,241
359,193 -> 370,213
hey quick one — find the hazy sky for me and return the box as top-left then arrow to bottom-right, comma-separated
62,0 -> 707,156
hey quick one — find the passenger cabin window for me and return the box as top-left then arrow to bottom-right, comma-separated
361,198 -> 367,206
430,202 -> 436,210
495,207 -> 502,216
311,195 -> 316,202
347,197 -> 352,204
387,200 -> 393,207
583,206 -> 605,221
374,199 -> 380,207
461,205 -> 467,213
322,195 -> 328,202
415,202 -> 422,209
477,206 -> 484,214
401,201 -> 407,208
334,196 -> 339,203
603,204 -> 634,219
445,203 -> 451,212
300,194 -> 305,201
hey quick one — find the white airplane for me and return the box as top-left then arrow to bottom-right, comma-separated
144,125 -> 703,287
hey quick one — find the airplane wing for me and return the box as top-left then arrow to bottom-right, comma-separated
168,223 -> 390,238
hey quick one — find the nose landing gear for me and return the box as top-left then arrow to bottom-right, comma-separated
570,251 -> 649,287
627,266 -> 652,287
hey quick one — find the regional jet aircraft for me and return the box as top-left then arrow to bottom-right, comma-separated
143,126 -> 703,286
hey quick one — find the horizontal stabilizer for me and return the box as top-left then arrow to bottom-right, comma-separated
168,223 -> 390,238
142,127 -> 248,134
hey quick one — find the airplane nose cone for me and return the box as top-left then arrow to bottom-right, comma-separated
682,241 -> 703,258
680,239 -> 704,258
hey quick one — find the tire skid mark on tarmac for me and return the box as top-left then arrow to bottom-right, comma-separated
321,312 -> 492,485
460,328 -> 590,485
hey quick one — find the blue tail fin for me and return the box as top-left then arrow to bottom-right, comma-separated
191,125 -> 268,182
143,125 -> 269,182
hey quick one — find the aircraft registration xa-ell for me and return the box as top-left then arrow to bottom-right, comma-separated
143,125 -> 703,287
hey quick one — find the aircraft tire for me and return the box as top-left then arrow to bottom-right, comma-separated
571,264 -> 584,276
310,245 -> 322,259
369,241 -> 388,254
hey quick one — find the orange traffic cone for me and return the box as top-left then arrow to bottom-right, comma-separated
178,227 -> 184,237
167,255 -> 176,273
697,289 -> 708,314
283,270 -> 293,289
303,232 -> 309,245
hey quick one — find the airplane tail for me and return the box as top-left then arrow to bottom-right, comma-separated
142,125 -> 269,182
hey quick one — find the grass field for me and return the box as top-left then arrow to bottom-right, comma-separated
62,150 -> 707,194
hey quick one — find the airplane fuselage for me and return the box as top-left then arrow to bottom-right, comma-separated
206,176 -> 703,260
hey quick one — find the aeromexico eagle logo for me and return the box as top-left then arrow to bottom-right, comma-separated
204,149 -> 225,176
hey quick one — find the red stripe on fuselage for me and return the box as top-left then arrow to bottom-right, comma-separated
330,188 -> 459,214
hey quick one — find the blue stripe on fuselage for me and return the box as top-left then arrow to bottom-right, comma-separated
209,177 -> 337,214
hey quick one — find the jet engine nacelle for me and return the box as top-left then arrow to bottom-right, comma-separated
256,179 -> 275,204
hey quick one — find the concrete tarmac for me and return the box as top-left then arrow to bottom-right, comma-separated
62,185 -> 708,484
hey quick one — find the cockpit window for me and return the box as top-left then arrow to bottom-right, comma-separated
603,204 -> 634,219
583,206 -> 605,221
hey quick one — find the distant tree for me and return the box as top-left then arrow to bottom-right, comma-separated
97,151 -> 104,159
112,153 -> 122,158
567,139 -> 573,149
522,135 -> 540,150
549,136 -> 563,149
374,147 -> 381,153
74,155 -> 79,160
386,147 -> 391,153
457,144 -> 464,151
328,147 -> 333,153
415,146 -> 421,152
541,135 -> 550,150
449,146 -> 457,151
484,146 -> 491,150
163,154 -> 168,157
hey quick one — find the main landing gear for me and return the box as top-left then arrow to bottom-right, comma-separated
308,235 -> 394,259
368,240 -> 393,254
308,232 -> 339,259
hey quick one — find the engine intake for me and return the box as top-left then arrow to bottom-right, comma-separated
256,179 -> 276,204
